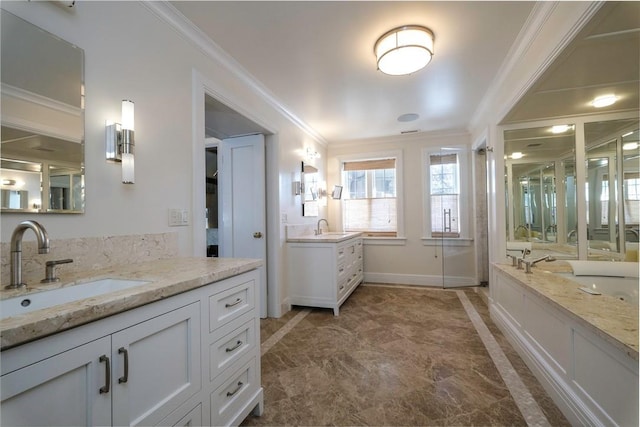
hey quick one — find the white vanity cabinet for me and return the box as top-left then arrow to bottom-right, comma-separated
0,268 -> 262,427
288,236 -> 363,315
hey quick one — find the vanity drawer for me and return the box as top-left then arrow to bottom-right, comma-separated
337,263 -> 348,282
210,357 -> 259,427
210,318 -> 256,381
337,278 -> 349,298
337,245 -> 347,263
209,280 -> 255,332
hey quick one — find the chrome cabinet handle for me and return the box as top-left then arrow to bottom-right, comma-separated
225,298 -> 242,308
226,381 -> 243,397
225,340 -> 243,353
99,355 -> 110,394
118,347 -> 129,384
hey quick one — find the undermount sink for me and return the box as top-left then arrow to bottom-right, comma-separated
1,278 -> 151,319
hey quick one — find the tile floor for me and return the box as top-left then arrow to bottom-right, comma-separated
243,284 -> 570,426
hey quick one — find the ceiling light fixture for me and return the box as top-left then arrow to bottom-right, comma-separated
623,142 -> 638,151
511,152 -> 524,160
374,25 -> 434,76
551,124 -> 572,134
591,94 -> 617,108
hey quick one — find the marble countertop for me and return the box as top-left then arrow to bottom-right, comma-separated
493,262 -> 638,361
0,257 -> 262,349
287,231 -> 362,243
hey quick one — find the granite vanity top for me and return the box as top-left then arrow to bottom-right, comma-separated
287,231 -> 362,243
493,262 -> 639,360
0,257 -> 261,349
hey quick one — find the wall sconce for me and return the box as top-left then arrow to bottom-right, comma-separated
106,100 -> 135,184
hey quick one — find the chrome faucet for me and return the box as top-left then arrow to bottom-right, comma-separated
316,218 -> 329,235
523,255 -> 556,273
9,220 -> 50,289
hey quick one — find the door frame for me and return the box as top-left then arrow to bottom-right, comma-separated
191,69 -> 277,316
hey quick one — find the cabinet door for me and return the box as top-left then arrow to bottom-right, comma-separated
112,302 -> 201,427
0,336 -> 111,426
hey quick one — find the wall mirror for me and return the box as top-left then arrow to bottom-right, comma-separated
504,125 -> 577,258
301,162 -> 319,217
585,118 -> 639,257
0,10 -> 85,213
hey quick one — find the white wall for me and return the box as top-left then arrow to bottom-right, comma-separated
327,131 -> 476,285
0,1 -> 326,317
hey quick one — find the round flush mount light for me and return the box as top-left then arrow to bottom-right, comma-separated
397,113 -> 419,122
375,25 -> 434,76
591,94 -> 617,108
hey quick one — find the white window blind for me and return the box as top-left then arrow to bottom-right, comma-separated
343,158 -> 397,236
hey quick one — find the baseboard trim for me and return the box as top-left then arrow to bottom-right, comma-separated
364,272 -> 477,287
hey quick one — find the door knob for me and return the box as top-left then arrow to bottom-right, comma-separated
253,232 -> 263,238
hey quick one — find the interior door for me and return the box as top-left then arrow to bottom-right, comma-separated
220,134 -> 267,318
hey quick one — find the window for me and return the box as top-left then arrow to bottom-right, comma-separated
429,153 -> 460,237
624,174 -> 640,224
342,157 -> 398,237
423,148 -> 469,241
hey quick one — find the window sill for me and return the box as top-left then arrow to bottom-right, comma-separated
363,237 -> 407,246
421,237 -> 474,247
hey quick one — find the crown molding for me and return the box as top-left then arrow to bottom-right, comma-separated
142,1 -> 327,146
1,83 -> 82,117
329,128 -> 470,149
470,1 -> 604,130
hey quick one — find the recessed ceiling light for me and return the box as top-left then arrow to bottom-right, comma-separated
623,142 -> 638,151
551,124 -> 572,134
397,113 -> 419,122
511,152 -> 524,159
591,94 -> 617,108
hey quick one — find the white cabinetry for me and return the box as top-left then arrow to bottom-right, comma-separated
1,269 -> 262,427
491,267 -> 638,427
288,236 -> 363,315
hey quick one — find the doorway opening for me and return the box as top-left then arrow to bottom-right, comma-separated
205,145 -> 219,257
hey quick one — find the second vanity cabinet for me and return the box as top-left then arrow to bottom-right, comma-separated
288,235 -> 363,315
1,269 -> 262,427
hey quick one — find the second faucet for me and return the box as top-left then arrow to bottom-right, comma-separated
316,219 -> 329,235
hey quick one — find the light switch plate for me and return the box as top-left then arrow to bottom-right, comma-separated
169,208 -> 189,226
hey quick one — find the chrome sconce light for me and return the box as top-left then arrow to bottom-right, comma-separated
106,100 -> 135,184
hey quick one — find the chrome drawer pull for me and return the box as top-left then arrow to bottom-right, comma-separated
226,381 -> 244,397
225,340 -> 243,352
225,298 -> 242,308
99,355 -> 110,394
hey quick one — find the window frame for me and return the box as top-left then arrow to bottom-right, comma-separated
338,150 -> 405,243
422,146 -> 472,245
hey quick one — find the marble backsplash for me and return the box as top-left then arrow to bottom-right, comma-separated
285,224 -> 317,239
1,232 -> 179,286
